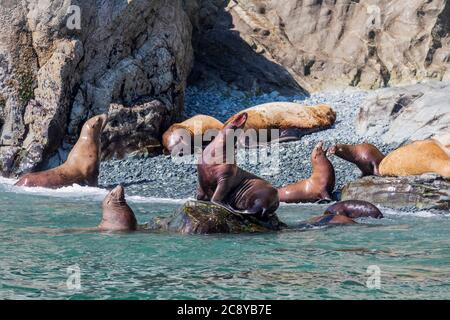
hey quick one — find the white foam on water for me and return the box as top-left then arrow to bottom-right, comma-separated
1,177 -> 189,204
127,195 -> 190,204
381,207 -> 450,218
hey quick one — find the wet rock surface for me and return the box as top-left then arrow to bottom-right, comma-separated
142,200 -> 287,234
341,175 -> 450,211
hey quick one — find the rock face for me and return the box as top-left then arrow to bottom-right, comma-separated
0,0 -> 193,176
188,0 -> 450,93
341,175 -> 450,211
101,100 -> 167,160
144,200 -> 286,234
356,81 -> 450,147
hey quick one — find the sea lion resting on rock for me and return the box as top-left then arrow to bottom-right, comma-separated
224,102 -> 336,146
15,114 -> 108,188
278,142 -> 335,203
296,200 -> 383,228
162,115 -> 223,155
379,139 -> 450,178
197,112 -> 280,218
328,143 -> 385,176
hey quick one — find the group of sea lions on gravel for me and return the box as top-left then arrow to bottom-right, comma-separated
13,102 -> 450,233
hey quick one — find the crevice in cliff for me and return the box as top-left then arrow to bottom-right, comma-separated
425,0 -> 450,67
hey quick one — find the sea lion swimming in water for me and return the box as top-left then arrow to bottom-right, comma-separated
162,115 -> 223,155
324,200 -> 383,219
278,142 -> 335,203
15,114 -> 108,188
97,185 -> 137,231
197,112 -> 280,219
30,185 -> 138,233
295,200 -> 382,229
379,139 -> 450,178
224,102 -> 336,147
328,143 -> 385,176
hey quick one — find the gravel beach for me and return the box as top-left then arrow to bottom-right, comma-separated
99,86 -> 396,199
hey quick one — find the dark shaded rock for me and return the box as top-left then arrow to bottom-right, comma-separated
341,174 -> 450,211
143,200 -> 287,234
101,100 -> 167,160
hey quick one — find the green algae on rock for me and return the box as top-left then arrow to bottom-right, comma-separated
143,200 -> 287,234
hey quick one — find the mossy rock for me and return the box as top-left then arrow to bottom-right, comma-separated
143,200 -> 287,234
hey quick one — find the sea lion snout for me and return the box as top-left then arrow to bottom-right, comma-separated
327,145 -> 337,156
109,185 -> 125,203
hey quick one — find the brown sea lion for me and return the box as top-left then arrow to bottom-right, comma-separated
324,200 -> 383,219
30,185 -> 138,233
197,112 -> 280,219
379,139 -> 450,178
98,185 -> 138,231
278,142 -> 335,203
328,143 -> 385,176
162,115 -> 223,155
15,114 -> 107,188
296,214 -> 356,229
224,102 -> 336,146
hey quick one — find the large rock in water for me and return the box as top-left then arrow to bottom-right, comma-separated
341,175 -> 450,211
0,0 -> 193,176
356,81 -> 450,147
188,0 -> 450,93
143,200 -> 287,234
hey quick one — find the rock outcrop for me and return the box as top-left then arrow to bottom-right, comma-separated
356,81 -> 450,147
188,0 -> 450,93
341,175 -> 450,211
0,0 -> 193,176
144,200 -> 286,234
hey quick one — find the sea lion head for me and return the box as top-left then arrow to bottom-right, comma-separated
162,126 -> 192,156
327,144 -> 344,156
312,141 -> 328,161
224,112 -> 248,130
98,185 -> 138,231
81,114 -> 108,140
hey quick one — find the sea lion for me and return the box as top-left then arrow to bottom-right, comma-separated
162,115 -> 223,155
328,143 -> 385,176
30,185 -> 138,233
197,112 -> 280,218
324,200 -> 383,219
296,213 -> 356,229
278,142 -> 335,203
98,185 -> 138,231
15,114 -> 108,188
379,139 -> 450,178
224,102 -> 336,146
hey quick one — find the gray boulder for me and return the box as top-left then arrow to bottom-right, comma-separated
341,174 -> 450,211
0,0 -> 193,177
356,81 -> 450,147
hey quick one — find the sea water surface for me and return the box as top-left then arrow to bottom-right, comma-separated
1,178 -> 449,300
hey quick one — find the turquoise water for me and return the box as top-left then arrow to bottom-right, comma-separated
1,178 -> 449,300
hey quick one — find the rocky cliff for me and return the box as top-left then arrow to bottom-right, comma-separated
0,0 -> 193,176
188,0 -> 450,93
